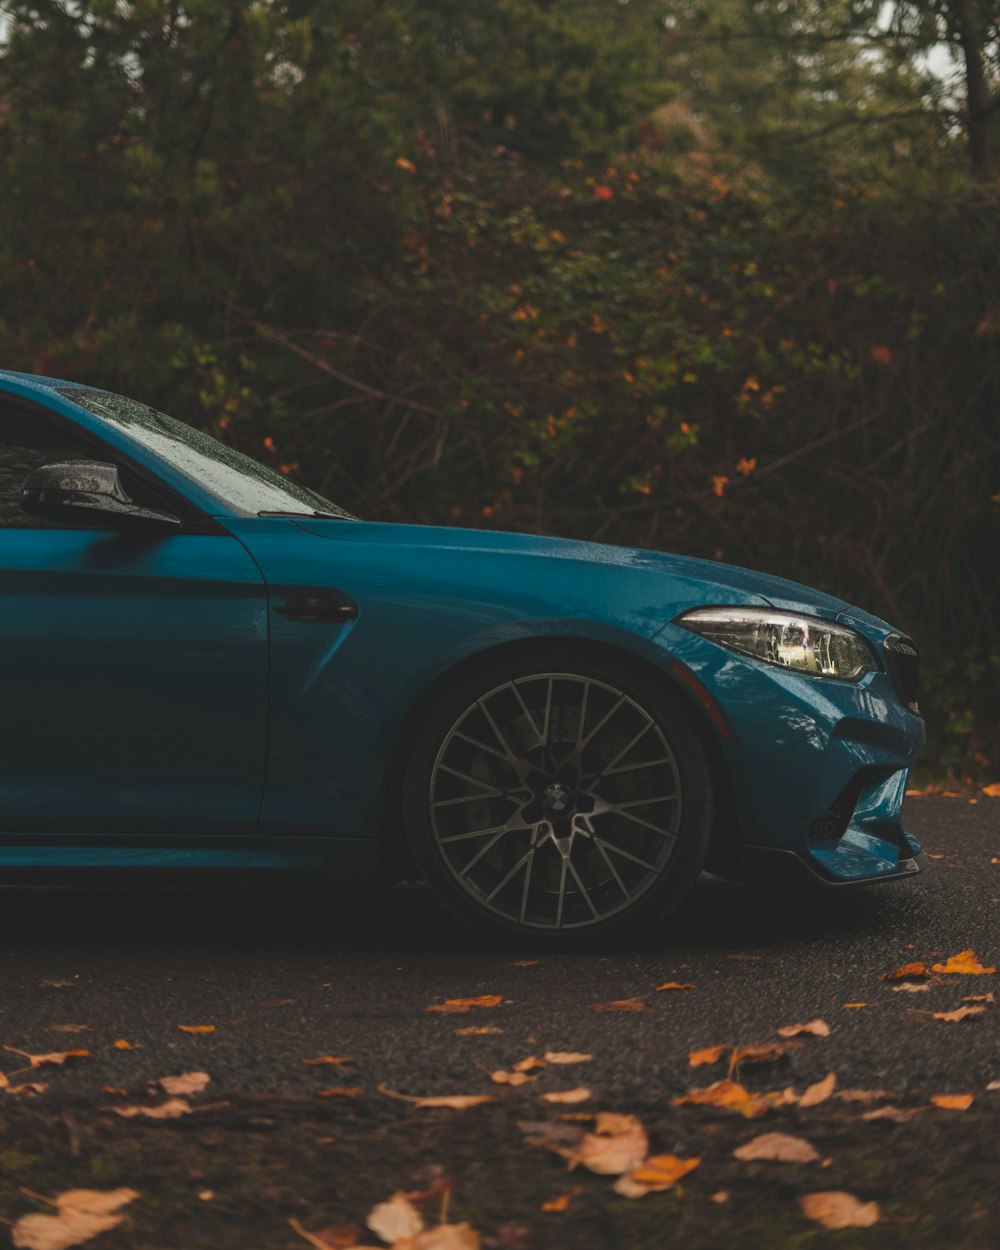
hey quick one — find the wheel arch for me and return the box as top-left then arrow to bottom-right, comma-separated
376,634 -> 738,883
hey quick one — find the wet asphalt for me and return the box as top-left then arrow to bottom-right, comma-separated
0,797 -> 997,1104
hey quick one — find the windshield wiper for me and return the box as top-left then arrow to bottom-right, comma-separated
257,509 -> 350,520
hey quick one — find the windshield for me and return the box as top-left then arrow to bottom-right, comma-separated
59,388 -> 354,519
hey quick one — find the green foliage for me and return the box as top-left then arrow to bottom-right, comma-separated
0,0 -> 997,778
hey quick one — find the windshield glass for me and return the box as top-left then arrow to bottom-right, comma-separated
58,388 -> 354,519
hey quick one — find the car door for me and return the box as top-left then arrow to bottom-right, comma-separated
0,397 -> 269,838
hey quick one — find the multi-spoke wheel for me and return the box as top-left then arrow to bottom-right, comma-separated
403,649 -> 713,946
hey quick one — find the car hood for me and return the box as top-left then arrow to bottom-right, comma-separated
294,519 -> 877,625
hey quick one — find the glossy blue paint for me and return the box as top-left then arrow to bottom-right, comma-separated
0,372 -> 926,894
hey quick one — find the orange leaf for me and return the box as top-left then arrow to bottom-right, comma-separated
514,1056 -> 546,1073
2,1046 -> 88,1069
425,996 -> 503,1014
112,1040 -> 135,1051
626,1154 -> 701,1192
929,1006 -> 986,1022
673,1079 -> 790,1118
590,999 -> 647,1012
491,1070 -> 535,1086
884,961 -> 929,981
541,1087 -> 591,1104
544,1051 -> 593,1064
178,1025 -> 215,1034
115,1099 -> 192,1119
981,783 -> 1000,797
689,1045 -> 727,1067
777,1019 -> 830,1038
655,982 -> 695,992
453,1026 -> 502,1037
541,1192 -> 573,1213
732,1041 -> 801,1064
930,1093 -> 974,1110
798,1072 -> 837,1108
303,1055 -> 354,1066
842,1003 -> 867,1009
318,1087 -> 361,1098
930,950 -> 996,975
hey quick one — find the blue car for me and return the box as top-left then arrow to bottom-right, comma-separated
0,371 -> 925,945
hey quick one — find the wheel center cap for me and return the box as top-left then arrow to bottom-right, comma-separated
542,782 -> 573,814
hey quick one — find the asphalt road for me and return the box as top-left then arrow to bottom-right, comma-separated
1,797 -> 997,1101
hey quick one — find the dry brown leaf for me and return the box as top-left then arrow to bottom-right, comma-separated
688,1045 -> 727,1067
303,1055 -> 354,1066
411,1223 -> 480,1250
930,1006 -> 986,1022
931,950 -> 996,975
777,1019 -> 830,1038
288,1219 -> 372,1250
884,961 -> 929,981
178,1025 -> 215,1035
159,1072 -> 210,1096
797,1072 -> 837,1108
734,1132 -> 819,1163
799,1192 -> 880,1230
655,982 -> 695,992
490,1070 -> 535,1086
380,1085 -> 493,1110
424,996 -> 503,1014
710,1191 -> 730,1204
318,1087 -> 361,1098
12,1189 -> 139,1250
544,1051 -> 593,1065
114,1099 -> 192,1120
861,1105 -> 926,1123
931,1093 -> 974,1110
367,1192 -> 424,1243
540,1193 -> 574,1213
589,999 -> 647,1012
453,1026 -> 502,1037
541,1087 -> 591,1104
1,1077 -> 47,1096
2,1047 -> 88,1071
837,1089 -> 896,1104
732,1041 -> 801,1065
963,992 -> 995,1003
514,1056 -> 546,1073
986,1080 -> 1000,1091
891,982 -> 930,993
673,1079 -> 791,1119
577,1113 -> 648,1175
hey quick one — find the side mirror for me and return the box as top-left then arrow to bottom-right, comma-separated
20,461 -> 182,530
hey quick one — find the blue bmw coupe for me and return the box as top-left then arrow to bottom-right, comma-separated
0,371 -> 925,945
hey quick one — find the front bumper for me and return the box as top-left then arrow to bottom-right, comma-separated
644,620 -> 926,888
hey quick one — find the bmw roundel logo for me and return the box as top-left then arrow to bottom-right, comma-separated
543,783 -> 572,813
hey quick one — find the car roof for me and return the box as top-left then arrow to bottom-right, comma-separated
0,369 -> 99,396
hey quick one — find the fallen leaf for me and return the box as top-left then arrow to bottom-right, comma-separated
710,1191 -> 730,1204
891,982 -> 930,993
734,1132 -> 819,1163
541,1087 -> 591,1104
289,1217 -> 378,1250
540,1192 -> 573,1213
655,982 -> 695,992
930,1093 -> 974,1110
367,1192 -> 423,1243
732,1041 -> 801,1064
673,1079 -> 791,1118
631,1154 -> 701,1188
411,1222 -> 479,1249
178,1025 -> 215,1035
490,1070 -> 535,1086
159,1072 -> 210,1096
577,1113 -> 648,1175
982,783 -> 1000,797
777,1019 -> 830,1038
929,1006 -> 986,1021
689,1045 -> 727,1067
425,996 -> 503,1014
318,1087 -> 361,1098
453,1027 -> 502,1037
544,1051 -> 593,1065
861,1106 -> 926,1123
963,992 -> 995,1003
12,1189 -> 139,1250
931,950 -> 996,975
112,1040 -> 135,1051
986,1080 -> 1000,1091
303,1055 -> 354,1067
379,1084 -> 492,1110
799,1191 -> 880,1229
114,1099 -> 192,1120
46,1025 -> 89,1035
589,999 -> 647,1012
884,961 -> 929,981
1,1077 -> 47,1096
511,960 -> 538,967
842,1003 -> 867,1009
2,1047 -> 88,1070
837,1089 -> 896,1103
38,979 -> 75,988
514,1056 -> 546,1073
797,1072 -> 837,1107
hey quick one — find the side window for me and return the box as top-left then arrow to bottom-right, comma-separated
0,403 -> 101,528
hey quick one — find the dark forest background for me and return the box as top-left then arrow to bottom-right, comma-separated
1,0 -> 998,780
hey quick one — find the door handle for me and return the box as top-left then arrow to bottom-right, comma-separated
273,589 -> 358,623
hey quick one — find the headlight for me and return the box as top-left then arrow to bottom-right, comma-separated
678,607 -> 879,681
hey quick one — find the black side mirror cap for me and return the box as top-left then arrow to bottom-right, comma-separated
20,461 -> 182,530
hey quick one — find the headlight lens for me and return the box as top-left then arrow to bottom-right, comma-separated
678,607 -> 879,681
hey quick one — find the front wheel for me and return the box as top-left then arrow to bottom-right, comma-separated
402,649 -> 714,948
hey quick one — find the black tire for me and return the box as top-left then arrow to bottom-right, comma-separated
402,645 -> 714,949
